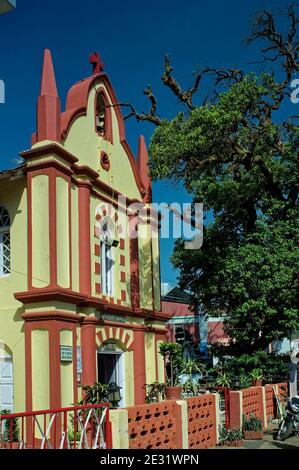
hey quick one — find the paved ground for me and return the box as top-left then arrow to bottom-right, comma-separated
214,423 -> 299,449
242,424 -> 299,449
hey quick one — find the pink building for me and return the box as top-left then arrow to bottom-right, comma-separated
161,287 -> 200,360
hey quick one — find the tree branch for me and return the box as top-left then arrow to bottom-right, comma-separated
105,94 -> 163,126
247,5 -> 299,83
161,55 -> 211,110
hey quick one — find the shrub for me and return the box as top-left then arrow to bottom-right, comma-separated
0,410 -> 19,443
144,382 -> 166,403
242,413 -> 263,432
239,374 -> 252,389
218,426 -> 243,445
215,371 -> 232,387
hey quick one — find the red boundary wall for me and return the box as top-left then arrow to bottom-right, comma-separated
229,382 -> 288,430
126,394 -> 217,449
127,401 -> 182,449
187,394 -> 217,449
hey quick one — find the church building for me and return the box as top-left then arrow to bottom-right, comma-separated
0,50 -> 168,414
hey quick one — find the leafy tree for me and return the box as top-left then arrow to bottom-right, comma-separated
124,6 -> 299,354
211,349 -> 290,378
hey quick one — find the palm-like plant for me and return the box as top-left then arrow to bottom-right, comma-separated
239,374 -> 251,389
181,359 -> 206,377
180,359 -> 206,395
249,368 -> 264,382
215,371 -> 232,388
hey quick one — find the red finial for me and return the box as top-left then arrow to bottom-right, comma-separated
89,52 -> 104,75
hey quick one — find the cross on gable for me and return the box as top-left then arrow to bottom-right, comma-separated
89,52 -> 104,75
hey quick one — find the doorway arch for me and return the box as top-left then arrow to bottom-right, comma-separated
97,341 -> 126,408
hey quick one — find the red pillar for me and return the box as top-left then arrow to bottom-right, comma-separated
81,317 -> 97,386
133,328 -> 146,405
229,390 -> 242,429
78,181 -> 91,296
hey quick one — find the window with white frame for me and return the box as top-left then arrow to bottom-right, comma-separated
0,206 -> 10,277
100,219 -> 115,296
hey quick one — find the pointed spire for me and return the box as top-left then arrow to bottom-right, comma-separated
40,49 -> 59,97
36,49 -> 61,143
137,135 -> 152,203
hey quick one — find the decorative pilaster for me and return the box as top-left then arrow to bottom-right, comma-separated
78,180 -> 92,296
81,316 -> 97,386
129,214 -> 140,310
133,328 -> 146,405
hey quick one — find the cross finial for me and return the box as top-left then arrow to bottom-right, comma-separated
89,52 -> 104,75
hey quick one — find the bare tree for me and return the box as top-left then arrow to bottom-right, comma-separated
110,5 -> 299,128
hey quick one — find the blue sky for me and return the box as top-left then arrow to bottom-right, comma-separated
0,0 -> 295,285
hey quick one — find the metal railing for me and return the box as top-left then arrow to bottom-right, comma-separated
0,403 -> 112,449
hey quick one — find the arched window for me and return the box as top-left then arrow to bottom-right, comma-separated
100,217 -> 118,296
0,206 -> 10,276
95,90 -> 113,143
96,93 -> 106,134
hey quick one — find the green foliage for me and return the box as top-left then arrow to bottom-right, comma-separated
180,359 -> 206,376
215,371 -> 232,388
211,350 -> 290,379
242,413 -> 263,432
159,341 -> 182,358
77,382 -> 109,405
249,368 -> 264,381
159,342 -> 183,386
239,374 -> 252,389
218,426 -> 243,444
180,359 -> 206,395
149,68 -> 299,355
182,379 -> 200,396
144,382 -> 166,403
0,410 -> 19,443
69,382 -> 109,444
67,427 -> 81,443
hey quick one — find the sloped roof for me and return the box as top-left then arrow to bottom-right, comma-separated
162,286 -> 192,304
0,163 -> 26,178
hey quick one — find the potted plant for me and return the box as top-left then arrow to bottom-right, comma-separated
218,426 -> 244,447
215,371 -> 232,388
159,342 -> 183,399
242,413 -> 263,440
249,368 -> 264,386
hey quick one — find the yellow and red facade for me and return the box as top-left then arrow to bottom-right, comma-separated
0,50 -> 168,414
